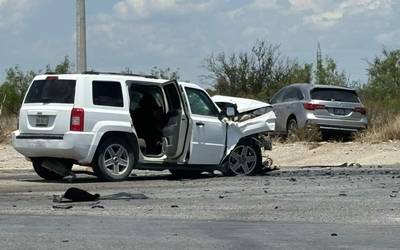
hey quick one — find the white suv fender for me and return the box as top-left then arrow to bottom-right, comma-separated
84,121 -> 138,164
223,110 -> 276,159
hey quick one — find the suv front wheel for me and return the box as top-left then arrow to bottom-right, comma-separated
225,141 -> 262,176
94,137 -> 135,181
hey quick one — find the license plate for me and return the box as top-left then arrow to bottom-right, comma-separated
36,116 -> 49,127
333,108 -> 345,115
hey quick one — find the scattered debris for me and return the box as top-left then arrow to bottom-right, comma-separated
91,205 -> 105,209
339,193 -> 347,197
101,192 -> 148,201
52,205 -> 73,210
274,206 -> 279,209
289,177 -> 297,182
263,189 -> 268,194
53,189 -> 148,203
299,163 -> 348,169
62,240 -> 69,243
171,205 -> 179,208
331,233 -> 338,237
349,163 -> 362,168
53,187 -> 100,203
390,194 -> 397,198
219,195 -> 225,199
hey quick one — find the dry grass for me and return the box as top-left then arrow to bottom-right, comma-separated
288,124 -> 322,143
0,116 -> 17,143
357,115 -> 400,142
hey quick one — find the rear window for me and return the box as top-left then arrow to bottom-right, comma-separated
92,81 -> 123,107
310,88 -> 360,103
25,79 -> 76,104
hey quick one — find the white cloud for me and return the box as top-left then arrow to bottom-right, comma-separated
376,30 -> 400,45
250,0 -> 279,10
242,26 -> 269,38
294,0 -> 394,30
112,0 -> 216,18
0,0 -> 43,31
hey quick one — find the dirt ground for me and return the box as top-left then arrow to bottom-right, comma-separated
1,140 -> 399,170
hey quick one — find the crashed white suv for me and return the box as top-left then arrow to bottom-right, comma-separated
12,73 -> 276,181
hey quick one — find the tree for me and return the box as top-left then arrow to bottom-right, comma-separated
0,67 -> 36,115
204,40 -> 312,100
314,44 -> 349,86
45,56 -> 72,74
150,66 -> 180,80
360,48 -> 400,121
0,56 -> 74,116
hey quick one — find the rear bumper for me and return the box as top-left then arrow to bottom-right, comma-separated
306,115 -> 367,132
11,130 -> 96,164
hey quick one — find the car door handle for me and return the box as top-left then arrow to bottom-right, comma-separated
196,122 -> 205,127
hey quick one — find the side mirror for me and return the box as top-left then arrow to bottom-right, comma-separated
225,106 -> 236,117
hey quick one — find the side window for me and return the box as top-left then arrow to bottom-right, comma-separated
185,88 -> 219,117
92,81 -> 123,107
270,89 -> 286,104
283,87 -> 303,102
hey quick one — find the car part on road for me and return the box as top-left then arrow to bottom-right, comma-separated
52,205 -> 73,210
33,158 -> 72,181
53,187 -> 100,203
94,137 -> 136,181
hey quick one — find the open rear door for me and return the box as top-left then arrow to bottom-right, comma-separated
161,80 -> 189,159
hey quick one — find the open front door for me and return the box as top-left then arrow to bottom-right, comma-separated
184,87 -> 227,165
161,80 -> 189,159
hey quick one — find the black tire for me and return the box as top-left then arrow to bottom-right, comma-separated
224,140 -> 262,176
94,137 -> 136,181
169,169 -> 203,178
32,158 -> 71,181
287,118 -> 298,139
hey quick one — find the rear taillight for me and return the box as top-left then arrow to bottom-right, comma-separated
303,103 -> 326,111
70,108 -> 84,131
353,107 -> 367,115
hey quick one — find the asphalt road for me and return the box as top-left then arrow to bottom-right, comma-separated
1,166 -> 400,249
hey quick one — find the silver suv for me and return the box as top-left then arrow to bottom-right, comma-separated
270,83 -> 367,135
12,73 -> 276,181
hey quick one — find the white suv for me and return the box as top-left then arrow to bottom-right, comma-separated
12,73 -> 276,181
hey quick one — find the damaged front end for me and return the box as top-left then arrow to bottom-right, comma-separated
212,95 -> 276,154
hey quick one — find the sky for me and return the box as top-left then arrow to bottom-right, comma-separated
0,0 -> 399,88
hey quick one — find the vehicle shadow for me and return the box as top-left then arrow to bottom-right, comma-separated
19,171 -> 223,184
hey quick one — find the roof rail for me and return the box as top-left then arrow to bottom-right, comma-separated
82,71 -> 158,79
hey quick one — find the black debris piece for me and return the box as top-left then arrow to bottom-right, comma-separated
101,192 -> 148,200
52,204 -> 73,210
91,205 -> 105,209
331,233 -> 338,237
171,205 -> 179,208
63,187 -> 100,202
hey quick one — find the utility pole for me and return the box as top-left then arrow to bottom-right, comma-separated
76,0 -> 87,73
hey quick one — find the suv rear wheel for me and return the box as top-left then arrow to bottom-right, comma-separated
94,137 -> 135,181
287,118 -> 298,139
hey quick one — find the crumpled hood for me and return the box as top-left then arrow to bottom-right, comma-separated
212,95 -> 271,113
